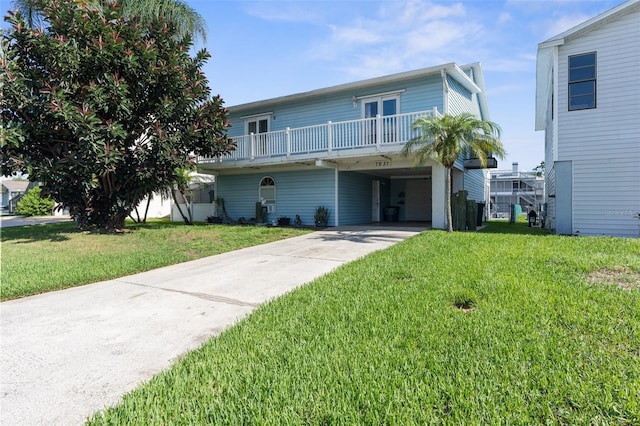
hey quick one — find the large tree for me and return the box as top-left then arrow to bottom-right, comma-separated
10,0 -> 207,42
402,113 -> 505,233
1,0 -> 234,231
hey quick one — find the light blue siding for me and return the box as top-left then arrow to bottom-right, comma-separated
338,172 -> 391,225
227,74 -> 445,138
446,75 -> 488,196
463,169 -> 486,202
446,75 -> 480,117
217,169 -> 336,226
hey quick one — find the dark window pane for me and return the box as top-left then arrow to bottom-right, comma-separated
248,121 -> 257,134
382,99 -> 396,116
569,53 -> 595,68
569,81 -> 595,96
569,66 -> 595,82
365,101 -> 378,118
258,119 -> 268,133
569,94 -> 595,110
568,53 -> 596,111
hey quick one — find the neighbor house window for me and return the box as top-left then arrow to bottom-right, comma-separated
568,52 -> 596,111
259,176 -> 276,213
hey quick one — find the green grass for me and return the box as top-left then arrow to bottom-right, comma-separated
0,219 -> 311,301
87,225 -> 640,425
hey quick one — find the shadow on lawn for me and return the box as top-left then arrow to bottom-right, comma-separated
0,218 -> 189,243
0,221 -> 79,243
478,221 -> 550,236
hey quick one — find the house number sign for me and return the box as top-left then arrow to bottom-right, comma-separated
375,160 -> 391,168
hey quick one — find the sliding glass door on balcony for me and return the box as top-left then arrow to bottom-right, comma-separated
362,96 -> 398,145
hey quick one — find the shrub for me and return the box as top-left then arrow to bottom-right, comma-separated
16,187 -> 54,217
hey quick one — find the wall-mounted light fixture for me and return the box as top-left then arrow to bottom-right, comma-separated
352,96 -> 358,108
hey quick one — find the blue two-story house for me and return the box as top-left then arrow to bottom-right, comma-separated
198,62 -> 494,229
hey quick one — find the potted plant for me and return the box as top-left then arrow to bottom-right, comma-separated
277,216 -> 290,226
314,205 -> 329,228
207,215 -> 223,224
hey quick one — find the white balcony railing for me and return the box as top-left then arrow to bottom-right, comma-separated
201,108 -> 439,164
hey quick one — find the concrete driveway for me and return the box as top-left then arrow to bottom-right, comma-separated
0,225 -> 425,425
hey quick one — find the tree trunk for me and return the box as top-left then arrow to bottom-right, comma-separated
171,190 -> 192,225
446,167 -> 453,233
142,193 -> 151,223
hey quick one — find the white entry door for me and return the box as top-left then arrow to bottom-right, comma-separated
405,179 -> 431,221
371,180 -> 380,222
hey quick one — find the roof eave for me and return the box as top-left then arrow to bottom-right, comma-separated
539,0 -> 640,47
459,62 -> 490,121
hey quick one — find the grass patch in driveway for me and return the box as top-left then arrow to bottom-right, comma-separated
87,229 -> 640,425
0,219 -> 311,301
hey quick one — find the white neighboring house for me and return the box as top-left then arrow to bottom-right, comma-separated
536,0 -> 640,237
129,191 -> 172,220
170,172 -> 216,223
489,162 -> 545,219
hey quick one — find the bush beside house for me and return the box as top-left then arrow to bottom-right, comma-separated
16,187 -> 54,216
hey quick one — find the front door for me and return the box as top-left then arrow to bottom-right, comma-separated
371,180 -> 380,222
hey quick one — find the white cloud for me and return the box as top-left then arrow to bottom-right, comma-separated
543,14 -> 593,38
243,2 -> 324,24
387,0 -> 467,22
497,12 -> 511,24
483,56 -> 535,73
330,24 -> 381,44
306,0 -> 487,78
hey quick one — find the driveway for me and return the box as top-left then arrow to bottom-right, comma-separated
0,225 -> 426,425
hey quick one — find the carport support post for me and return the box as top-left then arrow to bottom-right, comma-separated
431,164 -> 447,230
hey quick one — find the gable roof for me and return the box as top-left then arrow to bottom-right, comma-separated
535,0 -> 640,130
1,180 -> 30,193
539,0 -> 639,49
229,62 -> 489,119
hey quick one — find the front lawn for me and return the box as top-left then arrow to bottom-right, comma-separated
0,219 -> 311,301
88,224 -> 640,424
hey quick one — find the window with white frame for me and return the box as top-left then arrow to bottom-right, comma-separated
259,176 -> 276,213
568,52 -> 596,111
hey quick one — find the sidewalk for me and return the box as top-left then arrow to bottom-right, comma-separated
0,215 -> 72,228
0,225 -> 425,425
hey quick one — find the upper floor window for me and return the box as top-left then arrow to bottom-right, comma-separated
568,52 -> 596,111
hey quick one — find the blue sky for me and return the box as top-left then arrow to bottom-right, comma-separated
3,0 -> 624,171
185,0 -> 622,171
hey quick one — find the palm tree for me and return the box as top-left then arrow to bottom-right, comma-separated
402,113 -> 505,233
11,0 -> 207,42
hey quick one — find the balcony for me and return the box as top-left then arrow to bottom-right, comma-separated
199,108 -> 439,166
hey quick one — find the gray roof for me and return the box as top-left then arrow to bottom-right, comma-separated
1,180 -> 30,193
